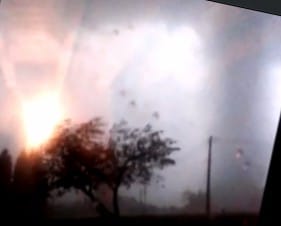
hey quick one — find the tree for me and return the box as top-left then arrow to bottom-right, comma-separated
43,118 -> 113,216
13,151 -> 33,217
13,150 -> 49,218
43,118 -> 180,217
0,149 -> 12,216
107,121 -> 180,216
0,149 -> 12,191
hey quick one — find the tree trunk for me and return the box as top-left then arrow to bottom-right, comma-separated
82,187 -> 113,217
113,186 -> 120,217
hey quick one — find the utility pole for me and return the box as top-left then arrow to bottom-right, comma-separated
139,185 -> 147,215
143,184 -> 147,215
206,136 -> 213,218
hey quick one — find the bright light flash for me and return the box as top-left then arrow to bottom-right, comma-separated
21,92 -> 64,149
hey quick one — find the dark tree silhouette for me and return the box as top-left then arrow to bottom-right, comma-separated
108,121 -> 180,216
43,118 -> 113,216
0,149 -> 12,216
43,118 -> 180,217
28,151 -> 50,217
13,150 -> 49,218
13,151 -> 32,217
0,149 -> 12,190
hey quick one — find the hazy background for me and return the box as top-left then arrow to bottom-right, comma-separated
0,0 -> 281,212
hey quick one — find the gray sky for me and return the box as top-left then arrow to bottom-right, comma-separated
0,0 -> 281,211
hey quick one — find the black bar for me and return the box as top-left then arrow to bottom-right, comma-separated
259,113 -> 281,226
207,0 -> 281,17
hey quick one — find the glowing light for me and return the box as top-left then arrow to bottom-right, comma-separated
21,92 -> 64,149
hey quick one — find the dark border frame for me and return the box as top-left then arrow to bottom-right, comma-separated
208,0 -> 281,16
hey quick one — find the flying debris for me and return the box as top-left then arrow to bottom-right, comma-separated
152,111 -> 159,119
235,147 -> 244,159
129,100 -> 136,107
113,29 -> 119,35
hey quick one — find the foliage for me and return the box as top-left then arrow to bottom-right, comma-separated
0,149 -> 12,216
0,149 -> 12,190
0,118 -> 180,217
109,121 -> 179,188
13,150 -> 49,218
42,118 -> 180,216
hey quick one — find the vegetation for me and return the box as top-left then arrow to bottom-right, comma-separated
0,118 -> 180,218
